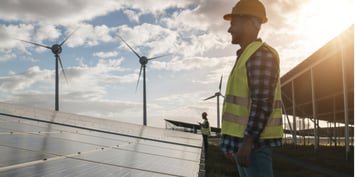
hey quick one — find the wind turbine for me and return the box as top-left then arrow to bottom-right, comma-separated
118,35 -> 168,126
18,29 -> 78,111
203,75 -> 224,129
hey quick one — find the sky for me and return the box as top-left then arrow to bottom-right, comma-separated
0,0 -> 353,128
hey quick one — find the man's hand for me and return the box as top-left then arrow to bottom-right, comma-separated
236,136 -> 254,167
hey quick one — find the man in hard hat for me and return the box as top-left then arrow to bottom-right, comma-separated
199,112 -> 211,154
220,0 -> 283,177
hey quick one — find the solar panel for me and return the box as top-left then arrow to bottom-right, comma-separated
0,102 -> 203,177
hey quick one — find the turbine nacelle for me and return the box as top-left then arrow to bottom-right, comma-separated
139,56 -> 148,65
51,44 -> 62,55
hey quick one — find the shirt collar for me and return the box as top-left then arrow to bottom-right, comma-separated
236,38 -> 263,57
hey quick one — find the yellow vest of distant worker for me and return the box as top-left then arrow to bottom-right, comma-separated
201,120 -> 211,136
221,41 -> 283,139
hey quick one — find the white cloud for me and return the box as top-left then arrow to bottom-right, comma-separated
68,24 -> 116,47
124,0 -> 196,16
0,50 -> 16,62
0,66 -> 52,91
164,8 -> 208,31
0,0 -> 124,25
61,99 -> 142,123
123,9 -> 141,23
61,58 -> 132,97
93,51 -> 118,58
117,23 -> 177,57
0,56 -> 130,98
0,24 -> 35,51
34,24 -> 61,43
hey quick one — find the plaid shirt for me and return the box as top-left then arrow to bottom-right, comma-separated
221,40 -> 282,154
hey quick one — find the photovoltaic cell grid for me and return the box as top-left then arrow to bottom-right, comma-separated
0,102 -> 203,177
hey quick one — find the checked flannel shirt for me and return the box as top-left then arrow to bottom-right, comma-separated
221,39 -> 282,154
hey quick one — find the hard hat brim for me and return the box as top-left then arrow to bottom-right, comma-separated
223,14 -> 232,21
223,13 -> 267,23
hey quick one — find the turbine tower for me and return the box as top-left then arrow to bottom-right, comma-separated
18,29 -> 78,111
203,75 -> 224,129
118,35 -> 168,126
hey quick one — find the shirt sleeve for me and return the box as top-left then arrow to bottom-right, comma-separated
244,46 -> 279,138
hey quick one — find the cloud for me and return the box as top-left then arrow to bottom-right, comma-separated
34,23 -> 61,43
93,51 -> 118,58
117,23 -> 178,57
150,56 -> 234,74
124,0 -> 196,16
163,7 -> 208,31
0,66 -> 51,91
122,9 -> 141,23
68,24 -> 117,47
0,56 -> 129,98
0,0 -> 124,25
0,50 -> 16,62
60,58 -> 134,96
193,0 -> 235,32
0,24 -> 35,51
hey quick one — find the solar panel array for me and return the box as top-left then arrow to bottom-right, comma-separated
0,102 -> 203,177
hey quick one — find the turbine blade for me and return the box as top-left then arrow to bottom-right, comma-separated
148,54 -> 170,60
220,93 -> 225,98
118,35 -> 141,59
203,95 -> 216,101
17,39 -> 51,49
57,55 -> 68,83
135,65 -> 143,92
219,75 -> 223,92
60,27 -> 79,46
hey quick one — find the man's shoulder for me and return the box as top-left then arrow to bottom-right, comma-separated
252,44 -> 278,61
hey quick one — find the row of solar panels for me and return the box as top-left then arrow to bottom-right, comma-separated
0,102 -> 203,177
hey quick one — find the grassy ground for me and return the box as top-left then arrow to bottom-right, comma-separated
205,139 -> 354,177
273,144 -> 354,177
205,144 -> 238,177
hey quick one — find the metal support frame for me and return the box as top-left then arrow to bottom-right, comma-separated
291,81 -> 297,144
310,68 -> 319,151
339,39 -> 350,160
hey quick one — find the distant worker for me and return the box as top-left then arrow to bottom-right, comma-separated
220,0 -> 283,177
199,112 -> 211,153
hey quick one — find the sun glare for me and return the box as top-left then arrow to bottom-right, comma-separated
296,0 -> 354,51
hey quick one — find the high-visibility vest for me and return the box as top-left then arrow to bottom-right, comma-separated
221,41 -> 283,139
201,120 -> 211,136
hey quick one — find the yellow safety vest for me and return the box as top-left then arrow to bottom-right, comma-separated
201,120 -> 211,136
221,41 -> 283,139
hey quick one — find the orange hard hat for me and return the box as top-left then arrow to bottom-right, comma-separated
223,0 -> 267,24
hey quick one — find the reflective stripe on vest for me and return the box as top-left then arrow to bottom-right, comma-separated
221,41 -> 283,139
225,95 -> 282,109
